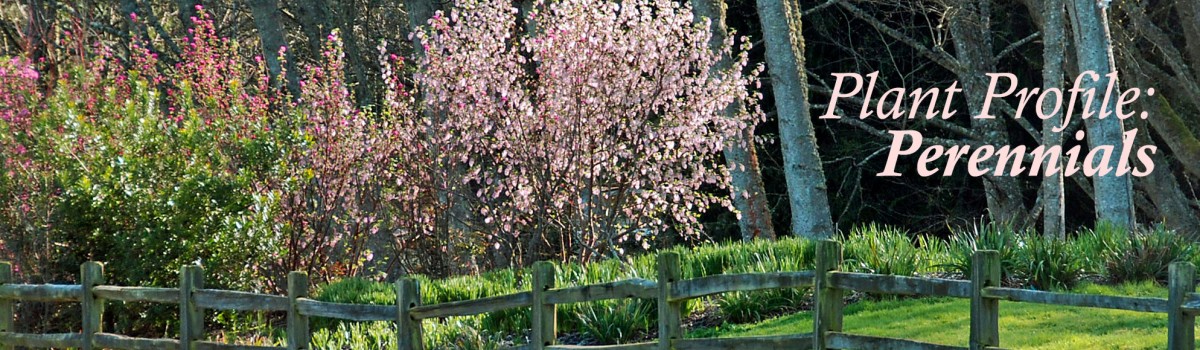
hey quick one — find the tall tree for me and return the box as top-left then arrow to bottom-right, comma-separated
693,0 -> 777,241
293,0 -> 373,106
247,0 -> 299,95
176,0 -> 200,34
295,0 -> 332,57
1041,0 -> 1067,238
404,0 -> 476,273
947,0 -> 1029,228
1066,0 -> 1135,228
754,0 -> 834,238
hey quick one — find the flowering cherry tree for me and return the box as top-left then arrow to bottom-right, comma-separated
409,0 -> 762,263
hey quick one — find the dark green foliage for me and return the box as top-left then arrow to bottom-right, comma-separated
840,224 -> 923,276
1016,235 -> 1086,290
312,226 -> 1200,347
943,222 -> 1024,279
1103,225 -> 1194,284
574,299 -> 655,344
717,288 -> 807,323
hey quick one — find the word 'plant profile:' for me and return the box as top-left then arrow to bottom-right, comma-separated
820,71 -> 1158,177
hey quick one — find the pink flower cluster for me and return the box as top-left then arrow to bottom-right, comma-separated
408,0 -> 762,261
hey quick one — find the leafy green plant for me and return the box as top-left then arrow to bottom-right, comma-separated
840,224 -> 921,276
1074,222 -> 1126,274
311,321 -> 394,350
424,318 -> 507,350
1104,225 -> 1194,284
312,277 -> 397,329
914,235 -> 952,273
943,222 -> 1024,279
1016,235 -> 1085,290
716,288 -> 807,324
575,299 -> 655,344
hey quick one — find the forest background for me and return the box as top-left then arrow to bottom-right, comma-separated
0,0 -> 1198,336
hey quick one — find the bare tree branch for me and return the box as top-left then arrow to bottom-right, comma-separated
996,31 -> 1039,61
837,0 -> 962,74
803,0 -> 843,16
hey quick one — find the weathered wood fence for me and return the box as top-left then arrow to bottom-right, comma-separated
1,240 -> 1198,350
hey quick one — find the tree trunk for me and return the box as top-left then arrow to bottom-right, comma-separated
1146,96 -> 1200,180
176,0 -> 200,34
753,0 -> 834,239
1122,70 -> 1200,238
1132,118 -> 1200,239
405,0 -> 479,272
1175,0 -> 1200,80
406,0 -> 439,55
332,0 -> 374,107
693,0 -> 777,241
247,0 -> 299,96
1041,0 -> 1067,239
948,0 -> 1029,228
295,0 -> 332,57
1066,0 -> 1136,229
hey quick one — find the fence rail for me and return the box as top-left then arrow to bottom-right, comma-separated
0,240 -> 1197,350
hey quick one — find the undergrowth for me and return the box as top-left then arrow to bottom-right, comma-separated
306,223 -> 1196,347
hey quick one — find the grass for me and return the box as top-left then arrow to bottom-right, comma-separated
311,235 -> 820,347
690,281 -> 1178,349
304,222 -> 1198,348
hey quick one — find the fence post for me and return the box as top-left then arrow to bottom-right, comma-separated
970,250 -> 1000,350
1168,262 -> 1196,350
287,271 -> 310,350
657,252 -> 682,350
813,240 -> 843,350
81,262 -> 104,350
396,278 -> 423,350
180,265 -> 205,350
531,261 -> 557,349
0,262 -> 10,350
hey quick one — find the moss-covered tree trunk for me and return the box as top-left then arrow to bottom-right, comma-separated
1066,0 -> 1136,229
753,0 -> 834,239
693,0 -> 777,241
247,0 -> 299,95
948,0 -> 1029,228
1041,0 -> 1067,238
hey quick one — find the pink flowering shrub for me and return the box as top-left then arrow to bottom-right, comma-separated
409,0 -> 761,264
0,8 -> 391,297
0,56 -> 55,282
249,30 -> 412,283
41,9 -> 290,294
0,1 -> 764,314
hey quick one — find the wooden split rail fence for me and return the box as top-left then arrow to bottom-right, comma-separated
1,240 -> 1198,349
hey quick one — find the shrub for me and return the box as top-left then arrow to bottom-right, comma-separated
943,222 -> 1024,279
1104,225 -> 1194,284
716,288 -> 807,324
1074,221 -> 1126,274
410,0 -> 764,265
1016,235 -> 1085,290
840,224 -> 921,276
574,299 -> 655,344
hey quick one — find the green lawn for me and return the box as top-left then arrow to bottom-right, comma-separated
689,282 -> 1188,349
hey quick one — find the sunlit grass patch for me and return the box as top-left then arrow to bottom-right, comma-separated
690,282 -> 1184,349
